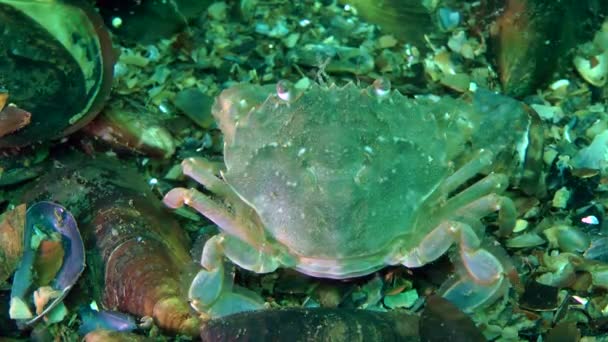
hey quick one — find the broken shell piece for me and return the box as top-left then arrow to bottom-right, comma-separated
0,105 -> 32,138
174,88 -> 216,129
337,0 -> 436,51
506,232 -> 545,248
574,21 -> 608,87
544,224 -> 590,253
519,281 -> 559,311
84,105 -> 176,158
9,202 -> 85,327
0,89 -> 7,110
584,237 -> 608,262
0,89 -> 32,137
288,44 -> 374,75
574,52 -> 608,87
572,130 -> 608,172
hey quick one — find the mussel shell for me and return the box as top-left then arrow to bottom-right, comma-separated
338,0 -> 437,50
19,153 -> 200,335
0,204 -> 25,284
200,308 -> 420,341
0,0 -> 114,148
10,201 -> 85,327
486,0 -> 608,97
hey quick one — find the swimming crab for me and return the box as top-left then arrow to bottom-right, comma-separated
164,81 -> 544,317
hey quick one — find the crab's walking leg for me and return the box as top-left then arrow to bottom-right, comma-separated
164,187 -> 287,318
438,219 -> 512,312
400,219 -> 508,311
440,149 -> 494,193
164,187 -> 261,248
187,235 -> 267,317
456,193 -> 517,237
402,165 -> 519,311
181,157 -> 235,199
440,172 -> 517,236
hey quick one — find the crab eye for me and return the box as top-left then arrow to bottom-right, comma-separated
276,80 -> 294,102
372,77 -> 391,98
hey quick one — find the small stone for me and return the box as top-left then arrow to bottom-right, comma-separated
174,89 -> 215,129
513,219 -> 529,233
506,233 -> 546,248
377,35 -> 398,49
383,289 -> 418,309
552,187 -> 570,209
208,2 -> 228,21
283,33 -> 300,48
530,104 -> 564,123
294,77 -> 311,90
440,73 -> 471,93
9,297 -> 33,320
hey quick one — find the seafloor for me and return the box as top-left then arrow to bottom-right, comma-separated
2,0 -> 608,341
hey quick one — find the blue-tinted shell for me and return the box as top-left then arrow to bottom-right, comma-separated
10,201 -> 85,327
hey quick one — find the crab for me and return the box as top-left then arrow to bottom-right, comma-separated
164,81 -> 544,318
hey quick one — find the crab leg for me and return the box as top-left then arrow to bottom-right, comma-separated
181,157 -> 235,199
435,172 -> 516,235
402,167 -> 519,311
164,188 -> 286,318
188,234 -> 265,317
164,187 -> 264,250
440,172 -> 508,212
440,149 -> 494,194
401,219 -> 507,311
402,219 -> 504,282
455,193 -> 517,237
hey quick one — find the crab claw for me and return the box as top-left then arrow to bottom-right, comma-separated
188,235 -> 265,318
189,266 -> 264,318
440,237 -> 518,312
401,218 -> 517,312
439,274 -> 509,312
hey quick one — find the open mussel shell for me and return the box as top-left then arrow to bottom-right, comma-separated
20,153 -> 201,336
0,0 -> 115,148
9,202 -> 85,327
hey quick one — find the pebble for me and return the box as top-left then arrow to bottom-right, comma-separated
377,35 -> 398,49
552,187 -> 571,209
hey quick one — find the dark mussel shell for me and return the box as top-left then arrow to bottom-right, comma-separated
201,307 -> 420,341
0,0 -> 115,148
484,0 -> 608,97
